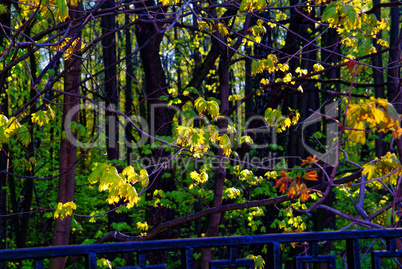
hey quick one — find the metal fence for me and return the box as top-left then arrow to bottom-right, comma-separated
1,229 -> 402,268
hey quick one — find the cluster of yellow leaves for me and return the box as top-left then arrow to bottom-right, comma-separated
248,20 -> 267,36
136,221 -> 149,231
321,1 -> 360,31
0,114 -> 30,149
19,0 -> 73,22
198,21 -> 213,33
274,170 -> 317,202
54,201 -> 76,220
190,170 -> 209,187
321,0 -> 390,48
251,54 -> 278,75
194,97 -> 220,118
175,122 -> 234,157
159,0 -> 184,5
346,97 -> 402,145
175,126 -> 209,157
88,163 -> 148,208
224,187 -> 242,199
31,105 -> 56,127
52,37 -> 84,60
295,67 -> 307,76
265,107 -> 300,133
362,152 -> 402,187
239,0 -> 267,13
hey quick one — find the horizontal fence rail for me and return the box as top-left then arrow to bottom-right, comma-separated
2,229 -> 402,268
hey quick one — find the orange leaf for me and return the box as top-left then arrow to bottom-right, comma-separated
301,155 -> 317,166
303,170 -> 318,181
275,170 -> 291,193
300,183 -> 309,202
288,181 -> 298,198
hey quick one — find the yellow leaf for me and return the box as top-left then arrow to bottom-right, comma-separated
362,163 -> 376,180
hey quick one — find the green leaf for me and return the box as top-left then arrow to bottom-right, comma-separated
321,2 -> 338,22
195,97 -> 207,114
55,0 -> 69,22
185,87 -> 199,95
31,111 -> 49,127
159,95 -> 168,101
17,125 -> 31,146
207,100 -> 219,118
219,134 -> 232,157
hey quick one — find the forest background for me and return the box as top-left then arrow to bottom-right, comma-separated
1,0 -> 402,268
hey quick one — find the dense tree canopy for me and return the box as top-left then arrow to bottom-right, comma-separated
1,0 -> 402,267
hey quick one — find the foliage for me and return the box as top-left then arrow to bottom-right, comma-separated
1,0 -> 402,268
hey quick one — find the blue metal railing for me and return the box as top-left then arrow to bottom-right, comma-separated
1,229 -> 402,268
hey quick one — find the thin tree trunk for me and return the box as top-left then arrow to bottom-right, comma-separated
48,2 -> 82,268
372,0 -> 386,157
0,3 -> 11,269
201,56 -> 230,269
125,12 -> 134,162
135,4 -> 176,265
387,1 -> 402,264
102,0 -> 119,161
387,0 -> 401,112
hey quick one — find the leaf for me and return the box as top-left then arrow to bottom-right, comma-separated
207,100 -> 220,118
55,0 -> 69,22
240,136 -> 253,145
0,4 -> 7,14
301,155 -> 318,166
195,97 -> 207,114
31,111 -> 49,127
46,105 -> 56,119
139,169 -> 149,188
16,126 -> 30,146
300,183 -> 309,202
219,134 -> 232,157
322,2 -> 338,22
54,201 -> 76,220
303,171 -> 318,181
386,103 -> 399,122
362,163 -> 376,180
217,23 -> 229,37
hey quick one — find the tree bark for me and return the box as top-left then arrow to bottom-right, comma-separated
135,4 -> 176,265
48,2 -> 82,268
102,0 -> 119,161
200,55 -> 230,269
125,12 -> 134,162
372,0 -> 386,157
0,3 -> 10,269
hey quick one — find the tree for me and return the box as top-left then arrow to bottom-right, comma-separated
49,1 -> 83,268
1,0 -> 402,268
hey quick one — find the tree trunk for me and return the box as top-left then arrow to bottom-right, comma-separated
201,56 -> 230,269
372,0 -> 386,157
48,2 -> 82,268
135,5 -> 176,265
125,12 -> 134,162
102,0 -> 119,161
0,3 -> 10,269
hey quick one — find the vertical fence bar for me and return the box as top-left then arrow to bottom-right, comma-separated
35,259 -> 44,269
181,247 -> 193,269
346,239 -> 360,269
86,253 -> 97,269
267,242 -> 281,269
387,238 -> 396,252
138,252 -> 147,267
229,247 -> 238,261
